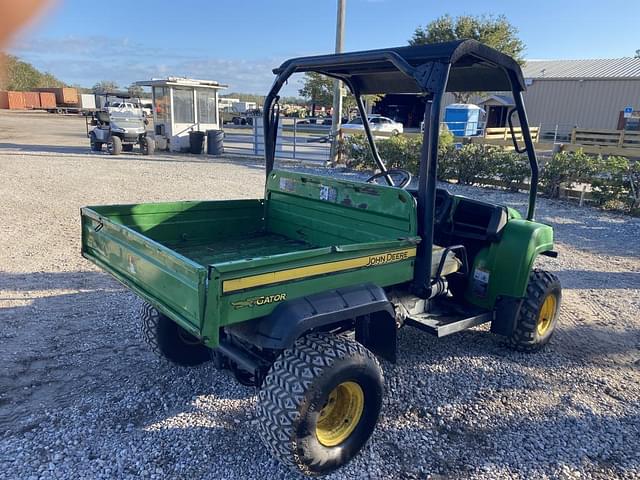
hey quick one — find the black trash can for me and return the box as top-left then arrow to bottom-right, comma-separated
189,131 -> 205,154
206,129 -> 224,155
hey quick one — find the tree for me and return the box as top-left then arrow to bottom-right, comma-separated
409,14 -> 525,102
299,72 -> 333,116
0,53 -> 66,90
299,73 -> 382,117
635,49 -> 640,59
92,80 -> 119,93
127,83 -> 144,98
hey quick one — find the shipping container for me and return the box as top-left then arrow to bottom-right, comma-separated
34,87 -> 78,105
23,91 -> 41,109
0,91 -> 26,109
39,92 -> 56,109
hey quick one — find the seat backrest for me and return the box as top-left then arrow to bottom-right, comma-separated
96,111 -> 110,124
265,169 -> 417,246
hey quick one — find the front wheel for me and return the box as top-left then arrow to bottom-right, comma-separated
257,333 -> 383,476
141,137 -> 155,155
107,135 -> 122,155
507,269 -> 561,352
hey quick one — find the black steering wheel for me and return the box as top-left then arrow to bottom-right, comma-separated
365,168 -> 412,189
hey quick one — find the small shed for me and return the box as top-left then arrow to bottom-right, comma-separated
136,77 -> 227,151
477,95 -> 514,128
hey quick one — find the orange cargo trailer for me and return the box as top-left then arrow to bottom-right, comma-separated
39,92 -> 56,109
34,87 -> 78,105
23,91 -> 41,109
0,91 -> 26,109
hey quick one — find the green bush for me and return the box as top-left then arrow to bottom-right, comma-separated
451,144 -> 499,185
340,130 -> 450,174
493,150 -> 530,192
590,156 -> 630,208
378,135 -> 422,172
540,150 -> 596,198
589,156 -> 640,213
339,132 -> 639,216
340,134 -> 373,170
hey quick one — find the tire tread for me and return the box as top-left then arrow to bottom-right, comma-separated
256,333 -> 381,472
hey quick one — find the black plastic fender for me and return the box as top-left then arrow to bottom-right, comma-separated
225,283 -> 398,362
491,295 -> 524,336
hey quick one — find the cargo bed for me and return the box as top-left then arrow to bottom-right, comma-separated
81,170 -> 419,347
168,232 -> 317,266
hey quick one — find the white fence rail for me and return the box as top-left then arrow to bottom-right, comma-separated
222,117 -> 332,164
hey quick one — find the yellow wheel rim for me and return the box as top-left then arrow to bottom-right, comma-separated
316,381 -> 364,447
537,294 -> 557,336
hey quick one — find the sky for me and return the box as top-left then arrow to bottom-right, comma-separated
7,0 -> 640,96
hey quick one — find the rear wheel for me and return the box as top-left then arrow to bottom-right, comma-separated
89,132 -> 102,151
140,303 -> 211,366
257,333 -> 383,476
507,269 -> 561,352
107,135 -> 122,155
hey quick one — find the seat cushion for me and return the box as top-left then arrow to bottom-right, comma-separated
431,245 -> 461,278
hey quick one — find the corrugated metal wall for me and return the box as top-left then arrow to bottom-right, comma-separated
522,79 -> 640,130
441,79 -> 640,132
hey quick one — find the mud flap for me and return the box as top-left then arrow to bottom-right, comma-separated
491,295 -> 524,336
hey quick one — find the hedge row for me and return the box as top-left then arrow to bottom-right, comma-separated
339,133 -> 640,215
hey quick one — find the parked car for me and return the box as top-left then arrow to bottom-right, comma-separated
105,101 -> 142,115
341,115 -> 403,134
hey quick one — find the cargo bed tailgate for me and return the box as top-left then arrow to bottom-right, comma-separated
81,207 -> 207,334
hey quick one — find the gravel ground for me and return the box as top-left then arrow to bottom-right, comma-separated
1,111 -> 639,479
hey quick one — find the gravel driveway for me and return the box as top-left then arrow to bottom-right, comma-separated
1,144 -> 639,478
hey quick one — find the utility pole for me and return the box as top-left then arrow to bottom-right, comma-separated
329,0 -> 345,165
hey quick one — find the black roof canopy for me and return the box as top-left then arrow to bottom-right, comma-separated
273,39 -> 525,95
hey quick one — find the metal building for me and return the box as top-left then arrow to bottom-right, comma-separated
377,57 -> 640,135
517,58 -> 640,136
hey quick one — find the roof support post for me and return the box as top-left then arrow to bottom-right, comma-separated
353,90 -> 394,186
509,79 -> 539,221
264,66 -> 295,177
413,62 -> 450,297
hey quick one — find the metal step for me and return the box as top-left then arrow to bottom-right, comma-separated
405,310 -> 494,337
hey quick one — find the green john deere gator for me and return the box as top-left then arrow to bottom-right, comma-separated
81,40 -> 561,476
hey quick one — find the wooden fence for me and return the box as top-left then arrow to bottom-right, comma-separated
564,128 -> 640,157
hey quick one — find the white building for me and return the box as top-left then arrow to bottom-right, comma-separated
136,77 -> 227,151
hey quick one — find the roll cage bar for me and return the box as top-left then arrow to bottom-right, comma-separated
263,39 -> 539,297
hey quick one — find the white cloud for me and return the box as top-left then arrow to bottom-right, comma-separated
9,35 -> 298,95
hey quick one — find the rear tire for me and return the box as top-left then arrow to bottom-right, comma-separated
107,135 -> 122,155
89,133 -> 102,152
142,137 -> 155,155
140,303 -> 211,366
257,333 -> 383,476
507,269 -> 561,352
